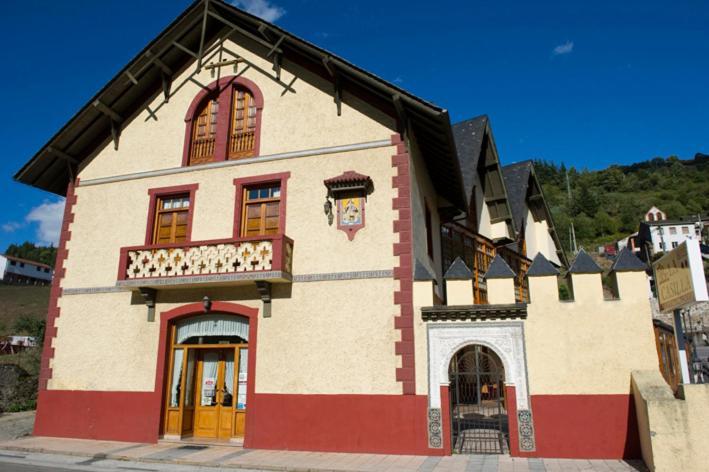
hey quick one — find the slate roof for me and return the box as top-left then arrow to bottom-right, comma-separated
414,260 -> 436,281
451,115 -> 488,201
484,255 -> 516,279
526,253 -> 560,277
568,249 -> 602,274
444,257 -> 472,280
610,248 -> 647,272
501,161 -> 533,229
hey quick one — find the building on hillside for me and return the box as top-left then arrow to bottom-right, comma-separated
637,213 -> 709,258
617,232 -> 641,254
644,206 -> 666,222
0,336 -> 38,355
0,254 -> 53,286
15,0 -> 663,461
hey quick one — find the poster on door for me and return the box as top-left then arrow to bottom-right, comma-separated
201,377 -> 216,406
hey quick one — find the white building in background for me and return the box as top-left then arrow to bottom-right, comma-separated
638,207 -> 709,257
0,254 -> 53,285
644,206 -> 666,222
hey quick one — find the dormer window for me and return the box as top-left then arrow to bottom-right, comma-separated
183,77 -> 263,167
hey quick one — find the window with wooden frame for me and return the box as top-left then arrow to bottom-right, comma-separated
228,88 -> 257,160
241,185 -> 281,237
189,98 -> 219,165
152,194 -> 191,244
183,77 -> 264,167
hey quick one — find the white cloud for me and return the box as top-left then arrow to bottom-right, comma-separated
25,199 -> 65,246
393,76 -> 404,84
1,221 -> 23,233
230,0 -> 286,22
552,41 -> 574,56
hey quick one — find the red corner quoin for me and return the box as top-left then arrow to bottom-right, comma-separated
391,134 -> 415,395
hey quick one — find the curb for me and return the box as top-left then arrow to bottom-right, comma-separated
0,445 -> 363,472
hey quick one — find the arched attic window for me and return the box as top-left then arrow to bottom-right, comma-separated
190,97 -> 219,165
183,76 -> 263,167
648,213 -> 655,222
656,212 -> 663,221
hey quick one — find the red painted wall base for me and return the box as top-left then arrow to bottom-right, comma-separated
34,390 -> 160,443
246,393 -> 441,455
33,389 -> 641,459
527,394 -> 640,459
33,390 -> 443,455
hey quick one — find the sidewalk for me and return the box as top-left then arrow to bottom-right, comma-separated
0,436 -> 647,472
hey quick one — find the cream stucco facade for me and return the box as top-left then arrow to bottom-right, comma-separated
50,36 -> 410,397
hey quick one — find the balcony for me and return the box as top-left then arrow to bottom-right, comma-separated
116,235 -> 293,289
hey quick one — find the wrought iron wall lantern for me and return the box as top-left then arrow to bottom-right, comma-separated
323,170 -> 374,241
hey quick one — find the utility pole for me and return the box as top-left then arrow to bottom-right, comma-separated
565,169 -> 578,254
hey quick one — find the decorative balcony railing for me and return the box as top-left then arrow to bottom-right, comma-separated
117,235 -> 293,287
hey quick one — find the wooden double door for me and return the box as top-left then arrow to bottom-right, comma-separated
163,345 -> 248,440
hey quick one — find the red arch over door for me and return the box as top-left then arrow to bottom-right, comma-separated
154,301 -> 259,446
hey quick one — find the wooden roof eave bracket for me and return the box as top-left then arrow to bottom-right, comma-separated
93,100 -> 123,151
196,0 -> 210,72
322,57 -> 342,116
393,94 -> 409,136
47,147 -> 78,182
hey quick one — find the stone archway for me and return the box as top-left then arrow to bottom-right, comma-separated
426,322 -> 536,453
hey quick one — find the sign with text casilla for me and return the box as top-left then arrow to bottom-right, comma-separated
653,239 -> 708,312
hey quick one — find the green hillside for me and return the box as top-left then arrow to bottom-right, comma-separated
0,285 -> 49,338
534,153 -> 709,251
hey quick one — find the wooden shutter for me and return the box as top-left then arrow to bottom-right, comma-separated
190,99 -> 219,165
153,195 -> 191,244
228,89 -> 257,159
241,185 -> 280,237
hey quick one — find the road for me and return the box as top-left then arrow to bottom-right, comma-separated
0,450 -> 261,472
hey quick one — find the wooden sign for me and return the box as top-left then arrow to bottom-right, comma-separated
653,239 -> 708,312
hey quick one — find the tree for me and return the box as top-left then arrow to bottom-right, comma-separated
4,242 -> 57,267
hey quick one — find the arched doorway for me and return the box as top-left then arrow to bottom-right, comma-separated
162,314 -> 250,440
448,344 -> 508,454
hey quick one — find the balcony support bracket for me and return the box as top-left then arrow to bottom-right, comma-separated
255,281 -> 272,318
139,287 -> 157,322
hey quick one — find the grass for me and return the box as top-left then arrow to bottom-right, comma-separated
0,285 -> 49,337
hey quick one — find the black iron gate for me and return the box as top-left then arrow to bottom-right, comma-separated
449,345 -> 509,454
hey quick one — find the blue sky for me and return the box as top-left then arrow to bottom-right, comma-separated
1,0 -> 707,251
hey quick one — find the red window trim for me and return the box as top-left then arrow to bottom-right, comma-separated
145,184 -> 199,246
233,172 -> 291,238
182,76 -> 264,167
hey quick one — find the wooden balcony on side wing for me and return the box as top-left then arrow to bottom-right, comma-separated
116,235 -> 293,289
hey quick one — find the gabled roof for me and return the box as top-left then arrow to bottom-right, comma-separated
452,115 -> 514,231
526,253 -> 560,277
444,257 -> 472,280
568,249 -> 602,274
610,248 -> 647,272
452,115 -> 488,200
414,260 -> 436,281
484,255 -> 516,279
502,160 -> 568,267
14,0 -> 467,210
501,160 -> 533,228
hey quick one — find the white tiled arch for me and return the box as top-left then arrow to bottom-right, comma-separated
427,321 -> 530,410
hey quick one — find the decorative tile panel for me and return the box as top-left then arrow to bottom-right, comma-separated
517,409 -> 536,451
428,408 -> 443,448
